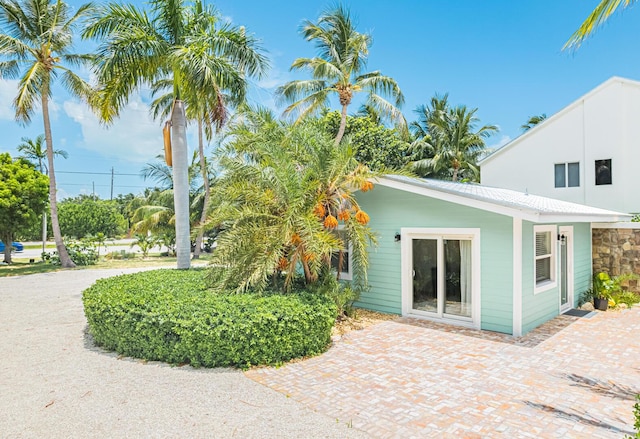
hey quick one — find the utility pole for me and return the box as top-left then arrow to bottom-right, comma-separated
110,167 -> 114,200
92,181 -> 95,197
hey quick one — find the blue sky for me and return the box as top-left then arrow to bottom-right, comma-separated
2,0 -> 640,199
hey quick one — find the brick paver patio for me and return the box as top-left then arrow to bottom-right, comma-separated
246,308 -> 640,438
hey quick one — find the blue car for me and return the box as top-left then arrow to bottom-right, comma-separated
0,241 -> 24,252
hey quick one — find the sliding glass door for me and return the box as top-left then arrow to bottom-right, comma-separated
411,235 -> 474,320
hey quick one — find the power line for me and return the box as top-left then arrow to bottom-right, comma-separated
57,170 -> 140,176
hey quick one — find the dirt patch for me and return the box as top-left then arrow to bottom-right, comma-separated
332,309 -> 398,338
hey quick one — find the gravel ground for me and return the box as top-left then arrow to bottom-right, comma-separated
0,268 -> 369,438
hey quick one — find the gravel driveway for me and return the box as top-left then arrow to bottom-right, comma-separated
0,268 -> 368,438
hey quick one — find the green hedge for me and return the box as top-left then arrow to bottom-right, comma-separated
82,269 -> 337,368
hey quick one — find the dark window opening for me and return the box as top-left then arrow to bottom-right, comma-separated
595,159 -> 612,185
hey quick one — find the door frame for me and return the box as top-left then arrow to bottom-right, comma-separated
400,227 -> 481,329
558,225 -> 574,313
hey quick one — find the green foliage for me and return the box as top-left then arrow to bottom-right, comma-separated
321,111 -> 411,170
0,153 -> 49,263
131,234 -> 158,258
48,239 -> 98,266
592,272 -> 640,308
58,195 -> 127,238
626,394 -> 640,439
309,269 -> 361,317
207,110 -> 378,292
82,269 -> 337,368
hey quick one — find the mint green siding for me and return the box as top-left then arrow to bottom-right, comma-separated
355,186 -> 513,333
521,222 -> 592,334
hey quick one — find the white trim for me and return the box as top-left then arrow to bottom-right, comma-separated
592,222 -> 638,229
559,226 -> 574,313
480,76 -> 640,165
512,218 -> 523,337
400,227 -> 481,330
534,225 -> 557,294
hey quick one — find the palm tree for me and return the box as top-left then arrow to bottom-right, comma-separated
521,114 -> 547,131
410,95 -> 498,182
0,0 -> 94,268
276,5 -> 404,144
207,107 -> 377,292
17,134 -> 68,254
83,0 -> 268,269
565,0 -> 637,49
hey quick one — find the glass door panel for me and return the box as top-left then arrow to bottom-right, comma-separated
412,239 -> 438,313
560,234 -> 569,310
444,239 -> 472,317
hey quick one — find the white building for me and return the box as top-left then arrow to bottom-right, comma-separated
480,76 -> 640,214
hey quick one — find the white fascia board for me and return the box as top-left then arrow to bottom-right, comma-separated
376,177 -> 540,222
538,214 -> 633,223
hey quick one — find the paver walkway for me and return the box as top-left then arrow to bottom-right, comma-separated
246,308 -> 640,438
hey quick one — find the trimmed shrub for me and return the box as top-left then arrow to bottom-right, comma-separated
82,269 -> 337,368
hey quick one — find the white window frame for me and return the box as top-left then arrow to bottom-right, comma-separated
554,162 -> 580,188
332,227 -> 353,281
534,225 -> 557,294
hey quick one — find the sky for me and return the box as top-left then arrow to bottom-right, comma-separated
2,0 -> 640,200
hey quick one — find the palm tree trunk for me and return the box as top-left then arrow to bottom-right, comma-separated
42,94 -> 75,268
452,166 -> 459,182
171,100 -> 191,269
335,104 -> 349,144
193,119 -> 210,259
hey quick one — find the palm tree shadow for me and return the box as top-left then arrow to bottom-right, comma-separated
561,373 -> 639,401
522,401 -> 634,435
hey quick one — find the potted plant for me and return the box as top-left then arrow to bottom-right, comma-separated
592,272 -> 613,311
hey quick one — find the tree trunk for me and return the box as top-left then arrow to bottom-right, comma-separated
335,104 -> 349,145
42,93 -> 75,268
171,100 -> 191,269
193,119 -> 210,259
2,232 -> 13,264
452,166 -> 459,182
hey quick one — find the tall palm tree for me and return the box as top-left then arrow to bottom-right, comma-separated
521,114 -> 547,132
83,0 -> 268,269
410,96 -> 498,182
276,5 -> 404,144
564,0 -> 637,49
0,0 -> 95,268
17,134 -> 68,254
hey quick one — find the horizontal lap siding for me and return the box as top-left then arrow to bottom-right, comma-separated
355,186 -> 513,333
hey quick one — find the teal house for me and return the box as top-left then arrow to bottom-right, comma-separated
352,176 -> 629,336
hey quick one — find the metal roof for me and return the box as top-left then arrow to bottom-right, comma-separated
378,175 -> 632,223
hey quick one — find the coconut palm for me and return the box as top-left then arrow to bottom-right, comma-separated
0,0 -> 94,268
207,108 -> 377,292
521,114 -> 547,131
565,0 -> 637,49
410,96 -> 498,182
83,0 -> 268,269
276,5 -> 404,144
17,134 -> 68,254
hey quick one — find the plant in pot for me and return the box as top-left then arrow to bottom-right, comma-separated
592,272 -> 614,311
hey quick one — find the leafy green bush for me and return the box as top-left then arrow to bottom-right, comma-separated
47,239 -> 98,265
82,269 -> 337,368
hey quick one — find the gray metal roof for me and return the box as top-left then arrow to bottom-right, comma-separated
379,175 -> 631,222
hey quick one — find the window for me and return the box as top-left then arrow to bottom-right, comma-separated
534,225 -> 556,293
554,162 -> 580,188
595,159 -> 612,185
330,229 -> 352,280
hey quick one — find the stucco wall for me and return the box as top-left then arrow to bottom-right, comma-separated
592,226 -> 640,292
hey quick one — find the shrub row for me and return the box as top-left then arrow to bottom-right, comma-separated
82,269 -> 337,368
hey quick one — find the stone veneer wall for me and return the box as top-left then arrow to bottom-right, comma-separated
592,227 -> 640,293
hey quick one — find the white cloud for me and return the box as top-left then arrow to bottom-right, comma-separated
0,80 -> 18,120
256,66 -> 292,90
487,134 -> 512,152
64,95 -> 164,163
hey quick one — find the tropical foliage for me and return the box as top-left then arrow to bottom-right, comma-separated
276,5 -> 404,144
57,195 -> 127,238
321,110 -> 411,171
205,108 -> 377,293
565,0 -> 637,49
409,94 -> 498,182
0,0 -> 95,268
0,153 -> 49,263
521,114 -> 547,131
84,0 -> 268,269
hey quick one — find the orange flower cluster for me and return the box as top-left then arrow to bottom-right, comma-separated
360,181 -> 374,192
355,210 -> 370,225
324,214 -> 338,229
291,233 -> 301,245
303,252 -> 315,262
313,203 -> 326,219
337,210 -> 350,221
277,257 -> 288,271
